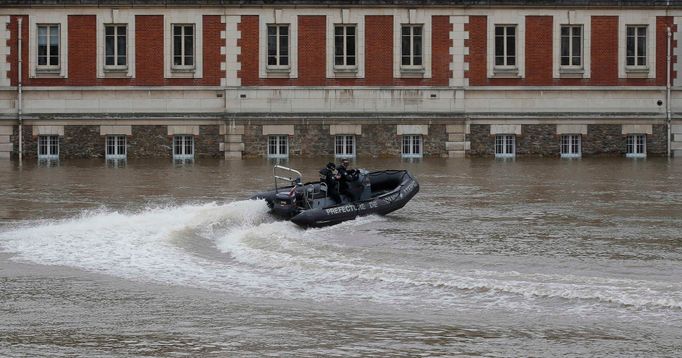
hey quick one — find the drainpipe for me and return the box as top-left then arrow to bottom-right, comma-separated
17,17 -> 23,163
667,26 -> 672,158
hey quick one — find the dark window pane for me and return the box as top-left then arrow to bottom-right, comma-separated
402,35 -> 410,57
414,55 -> 422,66
347,26 -> 355,36
335,26 -> 342,37
268,56 -> 276,66
335,56 -> 343,66
402,26 -> 410,36
106,35 -> 114,57
402,56 -> 411,66
173,26 -> 181,36
268,26 -> 276,36
184,35 -> 193,60
627,35 -> 635,57
413,35 -> 422,56
495,35 -> 503,57
347,35 -> 355,57
561,35 -> 569,58
413,26 -> 422,36
117,26 -> 126,36
185,55 -> 193,66
174,35 -> 182,57
118,36 -> 126,56
105,26 -> 114,36
280,56 -> 288,66
280,26 -> 288,37
268,35 -> 276,57
507,26 -> 515,36
495,26 -> 503,36
507,56 -> 515,66
185,26 -> 193,36
280,35 -> 288,57
627,27 -> 634,37
174,56 -> 182,66
335,35 -> 343,58
347,56 -> 355,66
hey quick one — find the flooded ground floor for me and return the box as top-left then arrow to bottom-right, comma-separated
1,119 -> 681,160
0,157 -> 680,356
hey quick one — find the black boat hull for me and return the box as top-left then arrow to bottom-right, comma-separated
252,170 -> 419,228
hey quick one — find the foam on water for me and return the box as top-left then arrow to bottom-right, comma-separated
1,200 -> 680,315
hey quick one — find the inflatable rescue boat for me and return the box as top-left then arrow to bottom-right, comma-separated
251,165 -> 419,227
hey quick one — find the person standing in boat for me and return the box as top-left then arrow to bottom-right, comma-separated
337,159 -> 359,201
319,162 -> 342,203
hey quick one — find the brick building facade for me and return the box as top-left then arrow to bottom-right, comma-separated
1,0 -> 681,160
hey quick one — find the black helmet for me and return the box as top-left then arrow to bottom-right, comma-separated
326,162 -> 336,169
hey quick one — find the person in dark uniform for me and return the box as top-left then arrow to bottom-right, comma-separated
319,162 -> 342,203
337,159 -> 359,201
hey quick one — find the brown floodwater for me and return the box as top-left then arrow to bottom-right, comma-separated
0,157 -> 681,357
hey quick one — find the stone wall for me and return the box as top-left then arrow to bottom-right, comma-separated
128,125 -> 171,158
62,125 -> 103,158
196,125 -> 222,158
649,124 -> 667,156
583,124 -> 623,156
518,124 -> 558,157
467,124 -> 493,156
12,125 -> 38,159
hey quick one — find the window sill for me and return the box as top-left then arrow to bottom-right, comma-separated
35,68 -> 62,78
492,67 -> 520,78
333,67 -> 359,77
104,66 -> 128,73
400,66 -> 425,78
625,66 -> 650,78
559,67 -> 585,78
266,67 -> 291,78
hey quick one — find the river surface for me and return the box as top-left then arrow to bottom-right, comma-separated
0,157 -> 680,357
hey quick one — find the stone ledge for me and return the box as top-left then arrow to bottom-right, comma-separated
671,141 -> 682,150
446,124 -> 466,133
674,134 -> 682,142
397,124 -> 428,135
672,125 -> 682,134
557,124 -> 587,135
0,126 -> 13,135
168,125 -> 200,136
330,124 -> 362,135
0,143 -> 13,152
225,134 -> 243,143
33,125 -> 64,136
0,152 -> 9,159
262,124 -> 295,136
0,135 -> 10,143
490,124 -> 521,135
448,133 -> 465,142
622,124 -> 652,135
100,125 -> 132,136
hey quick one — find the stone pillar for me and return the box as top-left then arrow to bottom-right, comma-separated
221,123 -> 244,159
672,123 -> 682,157
445,123 -> 469,158
0,126 -> 12,159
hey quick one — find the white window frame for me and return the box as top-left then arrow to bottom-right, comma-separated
560,134 -> 582,158
495,134 -> 516,158
105,135 -> 127,160
268,135 -> 289,159
626,134 -> 647,158
104,24 -> 128,70
334,24 -> 358,70
173,135 -> 194,160
401,135 -> 422,158
560,25 -> 582,69
626,25 -> 648,69
38,135 -> 59,160
400,24 -> 424,70
494,25 -> 517,70
267,24 -> 290,70
36,24 -> 60,71
171,24 -> 195,70
335,135 -> 356,158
